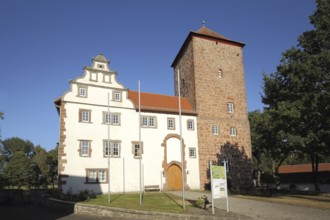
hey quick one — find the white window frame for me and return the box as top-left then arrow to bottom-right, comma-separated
132,141 -> 143,159
227,102 -> 234,113
113,91 -> 122,102
187,119 -> 194,131
212,125 -> 219,135
103,112 -> 120,125
103,74 -> 111,83
86,169 -> 108,183
104,140 -> 121,158
189,148 -> 196,158
78,87 -> 87,97
90,72 -> 98,81
230,127 -> 237,136
167,118 -> 175,130
80,109 -> 91,123
141,116 -> 157,128
80,140 -> 90,157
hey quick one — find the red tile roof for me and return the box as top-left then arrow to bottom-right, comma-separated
128,90 -> 197,115
279,163 -> 330,174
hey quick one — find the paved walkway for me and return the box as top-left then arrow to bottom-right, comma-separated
169,191 -> 330,220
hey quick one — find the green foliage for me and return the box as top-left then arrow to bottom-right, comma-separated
2,137 -> 34,157
261,0 -> 330,191
3,151 -> 34,189
0,137 -> 59,189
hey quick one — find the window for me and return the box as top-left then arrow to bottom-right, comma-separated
88,170 -> 97,182
218,69 -> 223,78
80,140 -> 91,157
79,109 -> 91,123
103,112 -> 121,125
212,125 -> 219,135
78,87 -> 87,97
103,74 -> 111,83
230,127 -> 237,136
132,141 -> 143,159
98,170 -> 106,182
227,102 -> 234,113
112,114 -> 120,125
189,148 -> 196,158
90,72 -> 98,81
113,91 -> 122,102
167,118 -> 175,130
104,140 -> 121,158
141,116 -> 157,128
187,120 -> 194,131
86,169 -> 108,183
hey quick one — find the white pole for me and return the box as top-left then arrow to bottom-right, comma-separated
123,157 -> 125,194
160,171 -> 163,192
224,160 -> 229,212
107,92 -> 111,205
177,69 -> 185,209
210,161 -> 214,214
139,80 -> 142,206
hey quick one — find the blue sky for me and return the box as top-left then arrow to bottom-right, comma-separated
0,0 -> 316,150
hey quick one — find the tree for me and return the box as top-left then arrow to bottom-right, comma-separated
262,0 -> 330,191
2,137 -> 34,157
47,143 -> 58,189
3,151 -> 34,189
249,110 -> 296,188
32,145 -> 50,188
1,137 -> 36,188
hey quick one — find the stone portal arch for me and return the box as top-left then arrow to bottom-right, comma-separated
161,134 -> 189,191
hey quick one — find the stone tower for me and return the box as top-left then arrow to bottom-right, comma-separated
171,26 -> 252,189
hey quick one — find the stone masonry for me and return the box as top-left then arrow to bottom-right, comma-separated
172,26 -> 252,189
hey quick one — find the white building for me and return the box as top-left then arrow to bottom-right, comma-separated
54,54 -> 200,193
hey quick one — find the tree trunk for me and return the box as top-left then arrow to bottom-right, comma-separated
311,153 -> 320,192
272,160 -> 281,189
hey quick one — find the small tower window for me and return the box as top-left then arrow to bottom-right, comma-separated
218,69 -> 223,78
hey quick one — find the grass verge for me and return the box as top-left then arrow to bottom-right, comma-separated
82,192 -> 194,213
233,194 -> 330,209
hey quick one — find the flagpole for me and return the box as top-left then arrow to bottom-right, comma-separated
177,69 -> 185,209
139,80 -> 142,206
107,92 -> 111,205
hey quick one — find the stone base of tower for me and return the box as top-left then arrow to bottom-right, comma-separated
199,142 -> 253,191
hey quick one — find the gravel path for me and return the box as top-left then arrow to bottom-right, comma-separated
169,191 -> 330,220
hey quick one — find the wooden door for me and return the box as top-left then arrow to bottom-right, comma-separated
167,164 -> 182,191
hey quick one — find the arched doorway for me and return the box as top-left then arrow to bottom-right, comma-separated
167,164 -> 182,191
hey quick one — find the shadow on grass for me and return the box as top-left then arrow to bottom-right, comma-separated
109,193 -> 124,203
163,192 -> 185,209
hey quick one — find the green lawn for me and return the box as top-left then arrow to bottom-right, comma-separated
82,192 -> 193,213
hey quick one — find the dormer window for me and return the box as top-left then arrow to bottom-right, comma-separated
103,74 -> 111,83
90,72 -> 98,81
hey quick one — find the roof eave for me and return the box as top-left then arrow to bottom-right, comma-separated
171,31 -> 245,68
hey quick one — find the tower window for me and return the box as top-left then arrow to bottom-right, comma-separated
227,102 -> 234,113
230,127 -> 237,136
212,125 -> 219,135
218,69 -> 223,78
